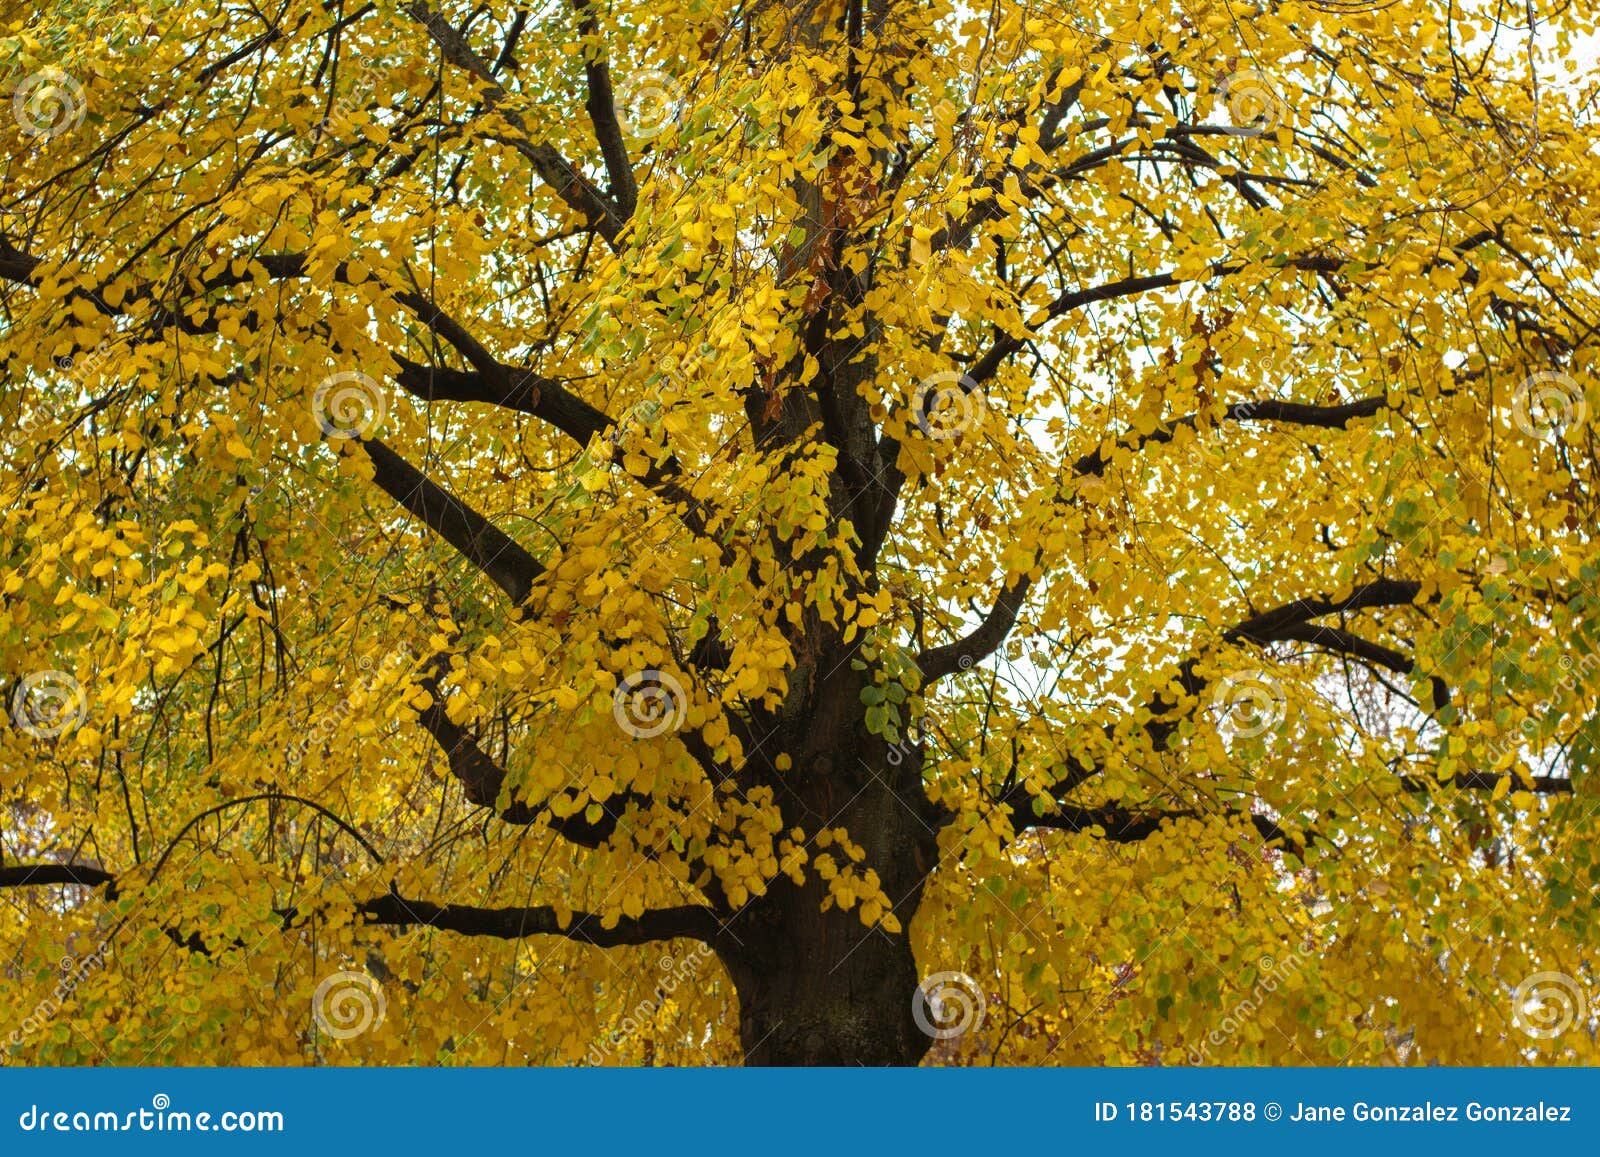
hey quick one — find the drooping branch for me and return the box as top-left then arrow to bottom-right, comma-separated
1031,579 -> 1433,798
965,229 -> 1499,388
411,675 -> 656,846
1243,622 -> 1416,681
1139,578 -> 1436,747
916,577 -> 1031,681
359,437 -> 544,605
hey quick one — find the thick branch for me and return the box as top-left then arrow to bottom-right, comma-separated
1224,579 -> 1424,645
916,577 -> 1031,681
0,863 -> 115,889
1400,772 -> 1574,795
0,865 -> 720,947
574,0 -> 637,217
390,354 -> 610,444
359,437 -> 543,604
412,681 -> 653,846
354,890 -> 719,945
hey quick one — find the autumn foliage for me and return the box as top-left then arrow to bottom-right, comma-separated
2,0 -> 1599,1065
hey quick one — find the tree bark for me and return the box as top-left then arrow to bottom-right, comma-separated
715,663 -> 944,1065
724,895 -> 931,1065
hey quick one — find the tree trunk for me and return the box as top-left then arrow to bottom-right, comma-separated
724,899 -> 931,1065
716,664 -> 945,1065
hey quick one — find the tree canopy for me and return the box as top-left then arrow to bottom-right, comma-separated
3,0 -> 1599,1065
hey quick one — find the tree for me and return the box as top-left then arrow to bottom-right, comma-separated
2,0 -> 1598,1067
